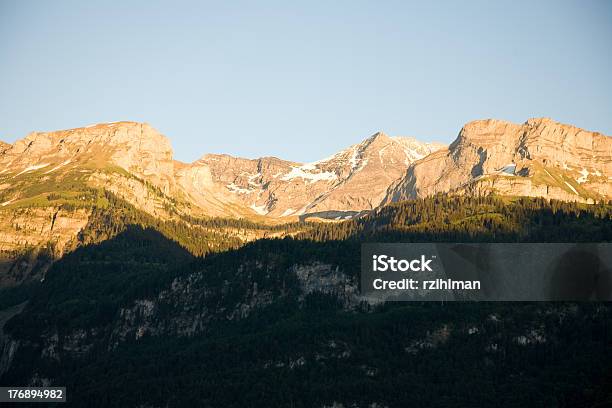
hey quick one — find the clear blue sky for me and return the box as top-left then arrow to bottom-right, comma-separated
1,1 -> 611,163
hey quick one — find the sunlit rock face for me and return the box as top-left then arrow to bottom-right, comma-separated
385,118 -> 612,204
181,132 -> 444,218
2,122 -> 174,185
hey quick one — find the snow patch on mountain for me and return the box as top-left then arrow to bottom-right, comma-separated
250,203 -> 268,215
15,163 -> 50,177
378,145 -> 389,164
577,168 -> 589,184
390,137 -> 445,165
280,166 -> 337,183
247,172 -> 262,186
281,208 -> 296,217
349,147 -> 360,170
44,159 -> 72,174
499,163 -> 516,176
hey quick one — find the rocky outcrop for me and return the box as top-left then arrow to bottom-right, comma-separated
0,302 -> 26,377
0,122 -> 175,192
96,261 -> 358,348
0,141 -> 10,153
0,207 -> 91,286
386,118 -> 612,203
181,132 -> 444,217
0,207 -> 90,253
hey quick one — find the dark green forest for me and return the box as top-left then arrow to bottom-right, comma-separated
1,194 -> 611,407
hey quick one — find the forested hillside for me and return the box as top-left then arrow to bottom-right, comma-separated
299,195 -> 612,242
1,194 -> 611,407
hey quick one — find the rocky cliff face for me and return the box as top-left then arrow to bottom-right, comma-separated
0,207 -> 91,286
386,118 -> 612,204
0,141 -> 10,153
180,132 -> 444,218
1,122 -> 175,189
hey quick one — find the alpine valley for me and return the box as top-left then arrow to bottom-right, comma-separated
0,118 -> 611,407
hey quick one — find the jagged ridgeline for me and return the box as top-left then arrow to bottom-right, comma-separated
1,195 -> 611,407
1,119 -> 609,223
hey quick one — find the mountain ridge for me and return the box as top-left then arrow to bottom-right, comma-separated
0,123 -> 446,219
385,117 -> 611,205
0,123 -> 445,283
0,117 -> 610,287
1,118 -> 610,222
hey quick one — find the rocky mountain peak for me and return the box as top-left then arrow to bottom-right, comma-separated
1,122 -> 176,199
366,131 -> 390,142
386,118 -> 611,204
455,119 -> 523,146
525,117 -> 557,127
174,130 -> 445,218
5,121 -> 173,161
